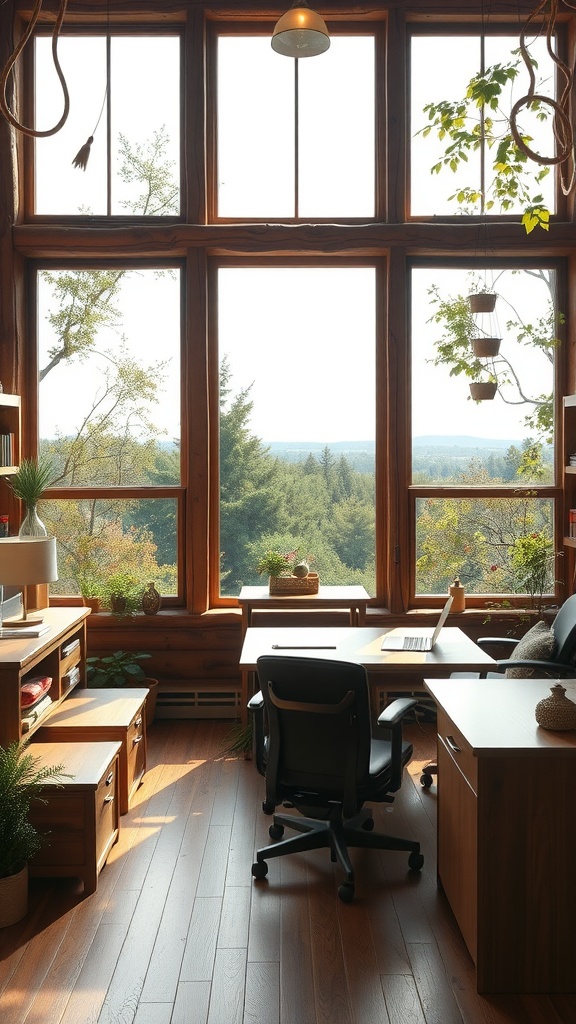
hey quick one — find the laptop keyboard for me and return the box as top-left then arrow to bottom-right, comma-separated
402,636 -> 428,651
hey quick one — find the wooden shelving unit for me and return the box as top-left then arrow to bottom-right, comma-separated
0,393 -> 20,476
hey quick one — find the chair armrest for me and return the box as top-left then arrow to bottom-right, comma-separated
495,658 -> 576,675
248,690 -> 264,712
377,697 -> 417,728
477,636 -> 518,650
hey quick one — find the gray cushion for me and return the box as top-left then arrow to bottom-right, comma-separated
505,620 -> 556,678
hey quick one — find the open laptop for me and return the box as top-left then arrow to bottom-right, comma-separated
380,594 -> 454,652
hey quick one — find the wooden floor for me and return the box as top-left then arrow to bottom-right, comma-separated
2,718 -> 576,1024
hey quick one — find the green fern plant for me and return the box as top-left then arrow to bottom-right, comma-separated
8,456 -> 55,505
0,742 -> 69,878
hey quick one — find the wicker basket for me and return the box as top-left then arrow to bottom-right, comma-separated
269,572 -> 319,596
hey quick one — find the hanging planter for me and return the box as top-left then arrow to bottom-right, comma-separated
472,336 -> 501,358
469,381 -> 498,401
468,292 -> 497,314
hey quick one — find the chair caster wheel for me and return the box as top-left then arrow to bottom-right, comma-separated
420,773 -> 433,788
338,881 -> 355,903
408,851 -> 424,871
361,817 -> 375,831
262,800 -> 275,814
269,823 -> 284,840
252,860 -> 269,880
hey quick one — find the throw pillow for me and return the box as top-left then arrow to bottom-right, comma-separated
505,620 -> 556,678
20,675 -> 52,708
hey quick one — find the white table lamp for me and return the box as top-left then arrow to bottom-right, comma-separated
0,536 -> 58,626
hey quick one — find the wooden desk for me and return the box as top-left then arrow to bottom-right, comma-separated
425,677 -> 576,994
237,585 -> 370,635
238,625 -> 495,726
0,606 -> 89,747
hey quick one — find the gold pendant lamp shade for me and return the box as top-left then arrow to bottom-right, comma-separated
271,1 -> 330,58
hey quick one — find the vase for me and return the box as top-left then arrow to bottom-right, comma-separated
142,582 -> 161,615
19,504 -> 47,537
535,683 -> 576,731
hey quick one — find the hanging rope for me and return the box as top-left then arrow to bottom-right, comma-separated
509,0 -> 576,195
0,0 -> 70,138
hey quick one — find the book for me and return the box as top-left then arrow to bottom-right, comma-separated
0,624 -> 51,639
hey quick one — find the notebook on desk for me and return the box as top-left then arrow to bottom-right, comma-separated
380,595 -> 453,651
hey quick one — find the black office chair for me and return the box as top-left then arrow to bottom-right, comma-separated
249,655 -> 423,903
420,595 -> 576,787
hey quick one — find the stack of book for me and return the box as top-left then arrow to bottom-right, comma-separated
569,509 -> 576,537
0,432 -> 15,466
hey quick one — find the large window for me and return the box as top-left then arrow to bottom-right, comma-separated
6,4 -> 573,616
411,264 -> 561,601
410,31 -> 557,218
217,264 -> 377,596
215,32 -> 375,219
34,33 -> 181,216
36,266 -> 181,601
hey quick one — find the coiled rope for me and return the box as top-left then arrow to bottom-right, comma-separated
509,0 -> 576,196
0,0 -> 69,138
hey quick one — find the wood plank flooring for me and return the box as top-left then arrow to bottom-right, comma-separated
1,718 -> 576,1024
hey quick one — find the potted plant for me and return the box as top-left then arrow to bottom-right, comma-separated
102,572 -> 142,615
86,650 -> 158,726
256,548 -> 319,595
469,376 -> 498,401
7,455 -> 55,537
76,565 -> 104,613
0,742 -> 68,927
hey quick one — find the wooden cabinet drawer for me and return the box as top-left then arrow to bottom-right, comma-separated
28,741 -> 121,894
436,707 -> 478,793
37,688 -> 148,815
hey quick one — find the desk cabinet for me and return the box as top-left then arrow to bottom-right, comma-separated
0,607 -> 89,746
427,677 -> 576,994
27,741 -> 121,894
37,688 -> 148,814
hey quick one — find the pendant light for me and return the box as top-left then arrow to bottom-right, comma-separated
271,1 -> 330,58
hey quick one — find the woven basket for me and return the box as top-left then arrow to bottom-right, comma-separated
269,572 -> 319,596
0,862 -> 28,927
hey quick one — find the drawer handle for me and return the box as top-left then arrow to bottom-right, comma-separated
103,794 -> 115,804
134,716 -> 143,728
445,735 -> 462,754
133,735 -> 143,745
105,772 -> 114,787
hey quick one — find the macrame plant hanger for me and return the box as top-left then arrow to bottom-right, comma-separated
0,0 -> 70,137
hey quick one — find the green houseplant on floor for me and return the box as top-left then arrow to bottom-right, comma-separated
0,742 -> 68,927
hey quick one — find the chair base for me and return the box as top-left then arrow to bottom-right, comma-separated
420,761 -> 437,787
252,804 -> 423,901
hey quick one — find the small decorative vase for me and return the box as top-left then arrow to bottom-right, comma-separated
19,503 -> 47,537
535,683 -> 576,731
142,582 -> 161,615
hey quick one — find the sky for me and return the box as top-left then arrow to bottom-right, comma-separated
32,27 -> 559,447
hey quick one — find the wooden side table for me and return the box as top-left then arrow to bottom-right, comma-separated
27,740 -> 121,895
238,585 -> 370,636
37,688 -> 148,814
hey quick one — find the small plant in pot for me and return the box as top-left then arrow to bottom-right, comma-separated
103,572 -> 142,615
86,650 -> 158,726
7,455 -> 56,536
0,742 -> 68,927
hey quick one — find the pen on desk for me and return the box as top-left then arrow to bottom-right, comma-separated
271,645 -> 337,650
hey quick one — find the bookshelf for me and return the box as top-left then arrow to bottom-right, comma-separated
0,393 -> 20,476
563,398 -> 576,591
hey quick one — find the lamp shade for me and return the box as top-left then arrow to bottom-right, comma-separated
271,3 -> 330,58
0,536 -> 58,586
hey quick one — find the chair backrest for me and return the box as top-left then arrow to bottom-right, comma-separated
552,594 -> 576,664
256,655 -> 373,819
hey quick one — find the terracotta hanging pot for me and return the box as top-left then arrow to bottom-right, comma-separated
468,292 -> 497,314
469,381 -> 497,401
472,337 -> 501,358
